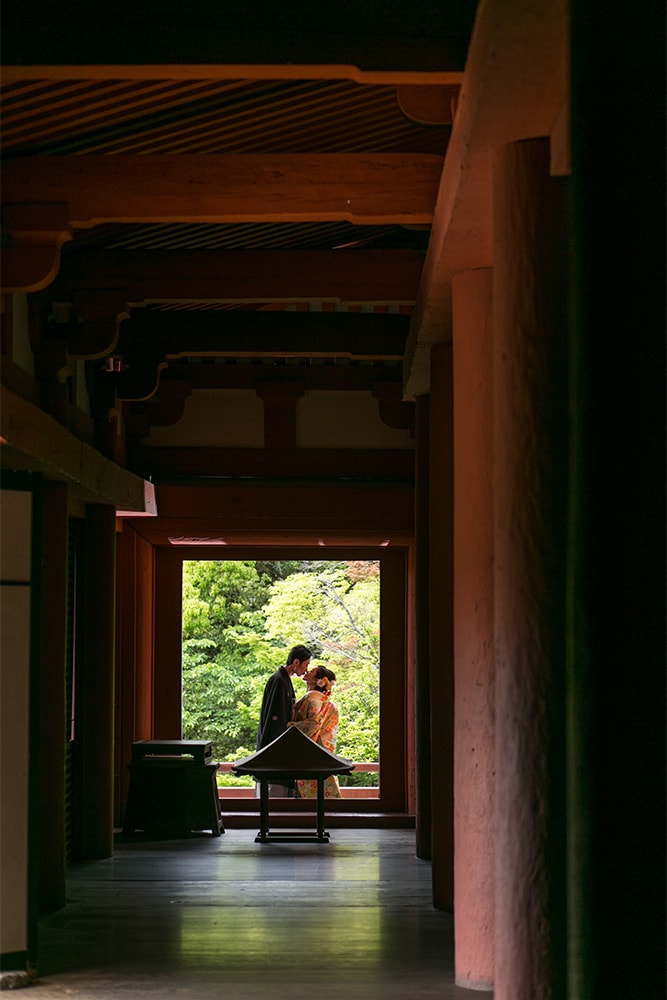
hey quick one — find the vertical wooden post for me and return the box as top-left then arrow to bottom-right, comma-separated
493,139 -> 569,999
379,547 -> 408,812
429,342 -> 454,909
414,393 -> 432,859
114,523 -> 156,827
453,268 -> 495,989
78,503 -> 116,860
153,547 -> 184,737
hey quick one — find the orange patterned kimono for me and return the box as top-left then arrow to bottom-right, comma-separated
290,691 -> 342,798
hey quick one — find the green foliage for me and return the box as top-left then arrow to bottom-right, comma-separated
181,559 -> 380,768
181,560 -> 280,760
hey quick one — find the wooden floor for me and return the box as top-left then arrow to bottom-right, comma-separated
29,828 -> 492,999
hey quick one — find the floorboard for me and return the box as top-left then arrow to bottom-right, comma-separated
30,829 -> 492,999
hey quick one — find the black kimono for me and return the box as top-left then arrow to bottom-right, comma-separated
256,666 -> 296,751
256,665 -> 297,795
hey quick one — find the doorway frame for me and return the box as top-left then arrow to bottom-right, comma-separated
115,533 -> 414,822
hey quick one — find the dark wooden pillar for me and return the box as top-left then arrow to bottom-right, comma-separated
493,139 -> 569,999
414,392 -> 432,859
569,4 -> 665,996
78,504 -> 116,860
37,481 -> 68,912
115,522 -> 156,827
429,341 -> 454,909
153,547 -> 185,737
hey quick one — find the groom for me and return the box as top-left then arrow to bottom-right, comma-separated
256,644 -> 312,796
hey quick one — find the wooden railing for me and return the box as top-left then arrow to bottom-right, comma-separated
216,761 -> 379,798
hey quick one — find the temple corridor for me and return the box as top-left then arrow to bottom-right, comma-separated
29,829 -> 489,999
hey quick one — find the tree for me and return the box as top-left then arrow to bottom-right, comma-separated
262,561 -> 380,763
181,559 -> 380,777
181,560 -> 280,760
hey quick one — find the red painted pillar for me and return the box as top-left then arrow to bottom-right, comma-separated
414,393 -> 432,859
493,139 -> 569,999
453,268 -> 495,989
379,548 -> 409,812
429,342 -> 454,909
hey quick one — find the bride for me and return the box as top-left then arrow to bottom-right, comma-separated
290,665 -> 342,798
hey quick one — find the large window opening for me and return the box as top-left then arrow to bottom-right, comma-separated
181,559 -> 380,798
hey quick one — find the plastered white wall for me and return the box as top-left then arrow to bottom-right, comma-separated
0,489 -> 32,958
297,390 -> 414,449
146,389 -> 264,447
11,294 -> 33,376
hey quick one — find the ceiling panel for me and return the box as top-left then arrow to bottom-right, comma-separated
1,78 -> 453,156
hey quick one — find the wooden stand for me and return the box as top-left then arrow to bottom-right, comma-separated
123,740 -> 224,837
256,776 -> 329,843
231,726 -> 354,843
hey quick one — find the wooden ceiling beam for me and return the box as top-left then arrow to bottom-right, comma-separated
129,447 -> 415,486
2,155 -> 442,227
93,310 -> 409,400
152,479 -> 414,531
1,66 -> 464,87
153,362 -> 405,393
115,310 -> 410,362
2,1 -> 476,80
54,249 -> 424,305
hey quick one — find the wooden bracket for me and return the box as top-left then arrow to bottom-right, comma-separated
67,288 -> 130,358
113,358 -> 169,402
0,203 -> 72,292
372,382 -> 415,434
396,84 -> 457,125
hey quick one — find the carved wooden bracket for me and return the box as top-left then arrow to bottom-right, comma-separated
125,380 -> 193,442
90,312 -> 168,402
0,203 -> 72,292
372,382 -> 415,435
123,410 -> 153,443
67,288 -> 130,358
145,380 -> 193,427
108,358 -> 169,403
396,85 -> 457,125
